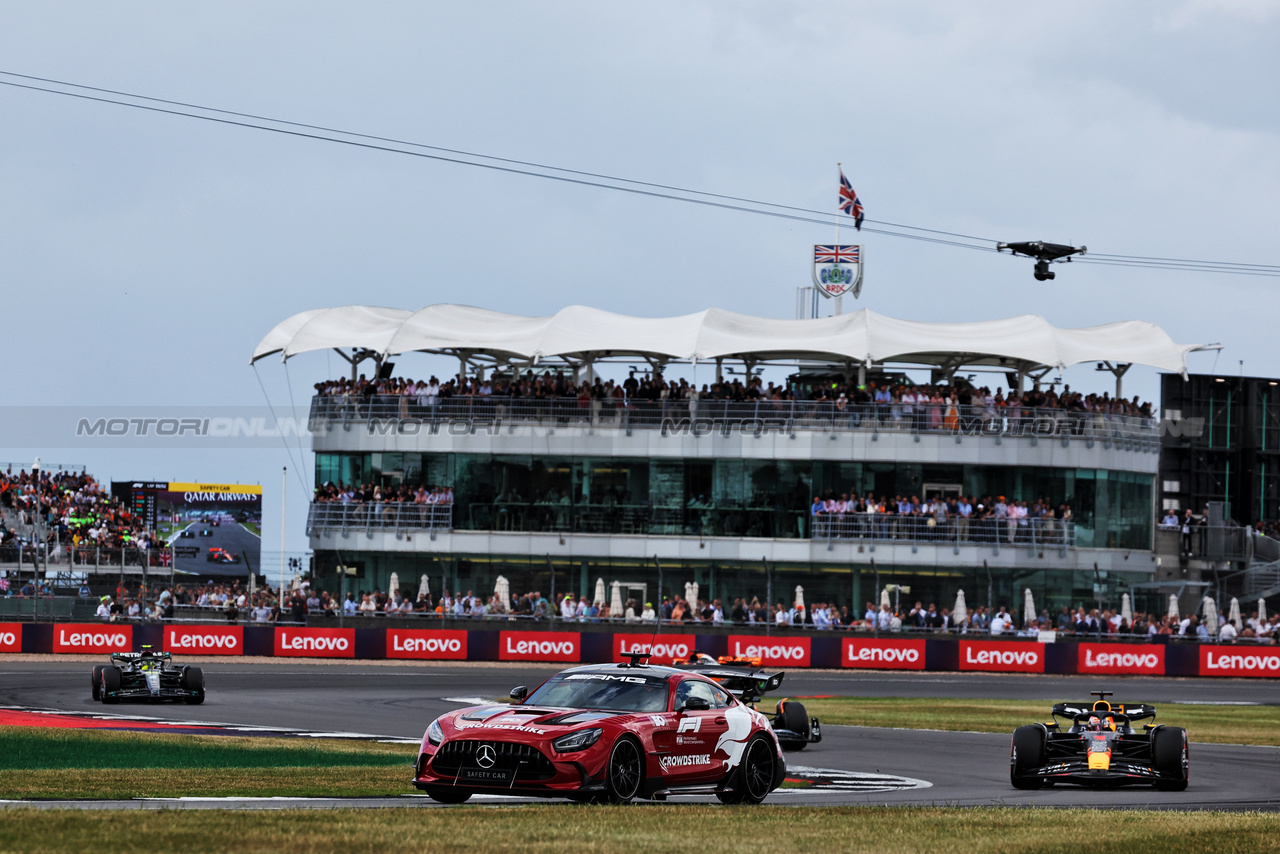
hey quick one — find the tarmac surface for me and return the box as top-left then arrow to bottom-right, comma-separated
1,659 -> 1277,810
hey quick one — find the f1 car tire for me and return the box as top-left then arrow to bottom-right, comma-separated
91,665 -> 104,701
1010,724 -> 1046,789
777,699 -> 810,751
424,787 -> 472,804
604,736 -> 644,804
183,666 -> 206,704
1152,726 -> 1189,792
716,735 -> 776,805
101,666 -> 122,705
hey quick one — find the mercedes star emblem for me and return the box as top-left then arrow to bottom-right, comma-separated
476,744 -> 497,769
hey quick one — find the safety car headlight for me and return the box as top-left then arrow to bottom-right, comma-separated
426,719 -> 444,746
552,728 -> 602,753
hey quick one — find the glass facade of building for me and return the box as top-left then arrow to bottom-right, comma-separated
315,452 -> 1153,550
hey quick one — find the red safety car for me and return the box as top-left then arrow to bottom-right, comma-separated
413,656 -> 787,804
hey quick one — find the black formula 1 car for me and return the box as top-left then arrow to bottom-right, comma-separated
675,654 -> 821,751
180,529 -> 195,538
1010,691 -> 1188,790
199,528 -> 213,537
91,647 -> 205,705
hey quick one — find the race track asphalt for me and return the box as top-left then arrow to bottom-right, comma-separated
1,660 -> 1277,810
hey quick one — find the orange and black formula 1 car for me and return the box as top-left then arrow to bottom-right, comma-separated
1010,691 -> 1188,790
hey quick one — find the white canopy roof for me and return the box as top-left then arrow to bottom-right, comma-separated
251,304 -> 1208,375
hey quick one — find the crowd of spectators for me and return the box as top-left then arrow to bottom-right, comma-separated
313,372 -> 1156,430
312,482 -> 454,506
0,467 -> 159,560
811,493 -> 1073,544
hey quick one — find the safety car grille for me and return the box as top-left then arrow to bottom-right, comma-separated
431,740 -> 556,781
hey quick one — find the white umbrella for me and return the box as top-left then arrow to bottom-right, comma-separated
685,582 -> 699,609
1167,593 -> 1180,621
1023,588 -> 1035,630
290,572 -> 301,591
610,580 -> 623,616
880,587 -> 891,609
1121,593 -> 1132,629
1228,597 -> 1242,632
494,575 -> 510,613
389,572 -> 400,601
594,577 -> 606,607
795,585 -> 805,608
419,574 -> 430,598
1202,597 -> 1219,635
952,589 -> 968,627
1258,597 -> 1267,624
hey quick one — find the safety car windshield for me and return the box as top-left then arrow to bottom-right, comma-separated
524,673 -> 669,712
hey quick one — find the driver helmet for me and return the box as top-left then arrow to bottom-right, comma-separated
1087,715 -> 1102,731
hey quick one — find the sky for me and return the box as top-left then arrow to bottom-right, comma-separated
1,1 -> 1277,557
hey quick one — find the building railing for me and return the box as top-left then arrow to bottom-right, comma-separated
814,514 -> 1076,550
306,501 -> 454,536
308,395 -> 1160,444
304,498 -> 1073,548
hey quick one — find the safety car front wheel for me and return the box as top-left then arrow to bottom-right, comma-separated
604,736 -> 644,804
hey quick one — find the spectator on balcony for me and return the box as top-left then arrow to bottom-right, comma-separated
989,606 -> 1011,635
344,593 -> 358,616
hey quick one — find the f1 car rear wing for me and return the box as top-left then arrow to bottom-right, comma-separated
1051,702 -> 1157,723
674,665 -> 785,702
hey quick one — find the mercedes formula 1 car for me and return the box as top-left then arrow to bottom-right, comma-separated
413,657 -> 786,804
675,654 -> 822,751
91,647 -> 206,705
1010,691 -> 1188,790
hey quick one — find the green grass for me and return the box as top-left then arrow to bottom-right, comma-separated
240,521 -> 262,536
794,697 -> 1280,746
0,728 -> 417,799
0,807 -> 1278,854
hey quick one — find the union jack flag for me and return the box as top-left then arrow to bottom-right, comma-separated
838,169 -> 864,230
814,245 -> 860,264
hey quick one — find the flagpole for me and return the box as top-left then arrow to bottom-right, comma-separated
834,163 -> 843,317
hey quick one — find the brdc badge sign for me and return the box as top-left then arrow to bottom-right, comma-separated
813,245 -> 863,298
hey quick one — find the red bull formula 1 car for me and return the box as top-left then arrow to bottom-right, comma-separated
1010,691 -> 1188,790
413,656 -> 786,804
675,654 -> 822,751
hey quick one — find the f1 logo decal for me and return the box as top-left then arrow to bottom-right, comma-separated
677,716 -> 702,734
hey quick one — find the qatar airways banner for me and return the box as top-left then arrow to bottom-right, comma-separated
163,625 -> 243,655
0,623 -> 21,653
1199,645 -> 1280,678
386,629 -> 468,660
499,631 -> 580,663
52,623 -> 133,654
959,641 -> 1045,673
1077,643 -> 1165,675
274,627 -> 356,658
841,637 -> 926,670
613,633 -> 695,666
726,635 -> 811,667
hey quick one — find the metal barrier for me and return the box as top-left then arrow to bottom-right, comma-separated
306,502 -> 453,535
813,514 -> 1076,549
308,395 -> 1160,444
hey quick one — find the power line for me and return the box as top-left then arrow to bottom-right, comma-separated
2,70 -> 1277,277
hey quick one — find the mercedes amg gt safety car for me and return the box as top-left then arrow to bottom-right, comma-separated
413,656 -> 786,804
91,647 -> 205,705
1010,691 -> 1188,790
675,654 -> 821,751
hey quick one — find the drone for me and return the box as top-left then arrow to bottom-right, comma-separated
997,241 -> 1087,280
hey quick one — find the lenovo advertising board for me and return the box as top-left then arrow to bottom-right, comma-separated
1077,643 -> 1165,675
163,625 -> 243,656
386,629 -> 468,660
958,641 -> 1045,673
499,631 -> 580,663
274,627 -> 356,658
726,635 -> 811,667
841,637 -> 926,670
1199,645 -> 1280,678
0,624 -> 21,653
52,623 -> 133,654
612,633 -> 695,666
